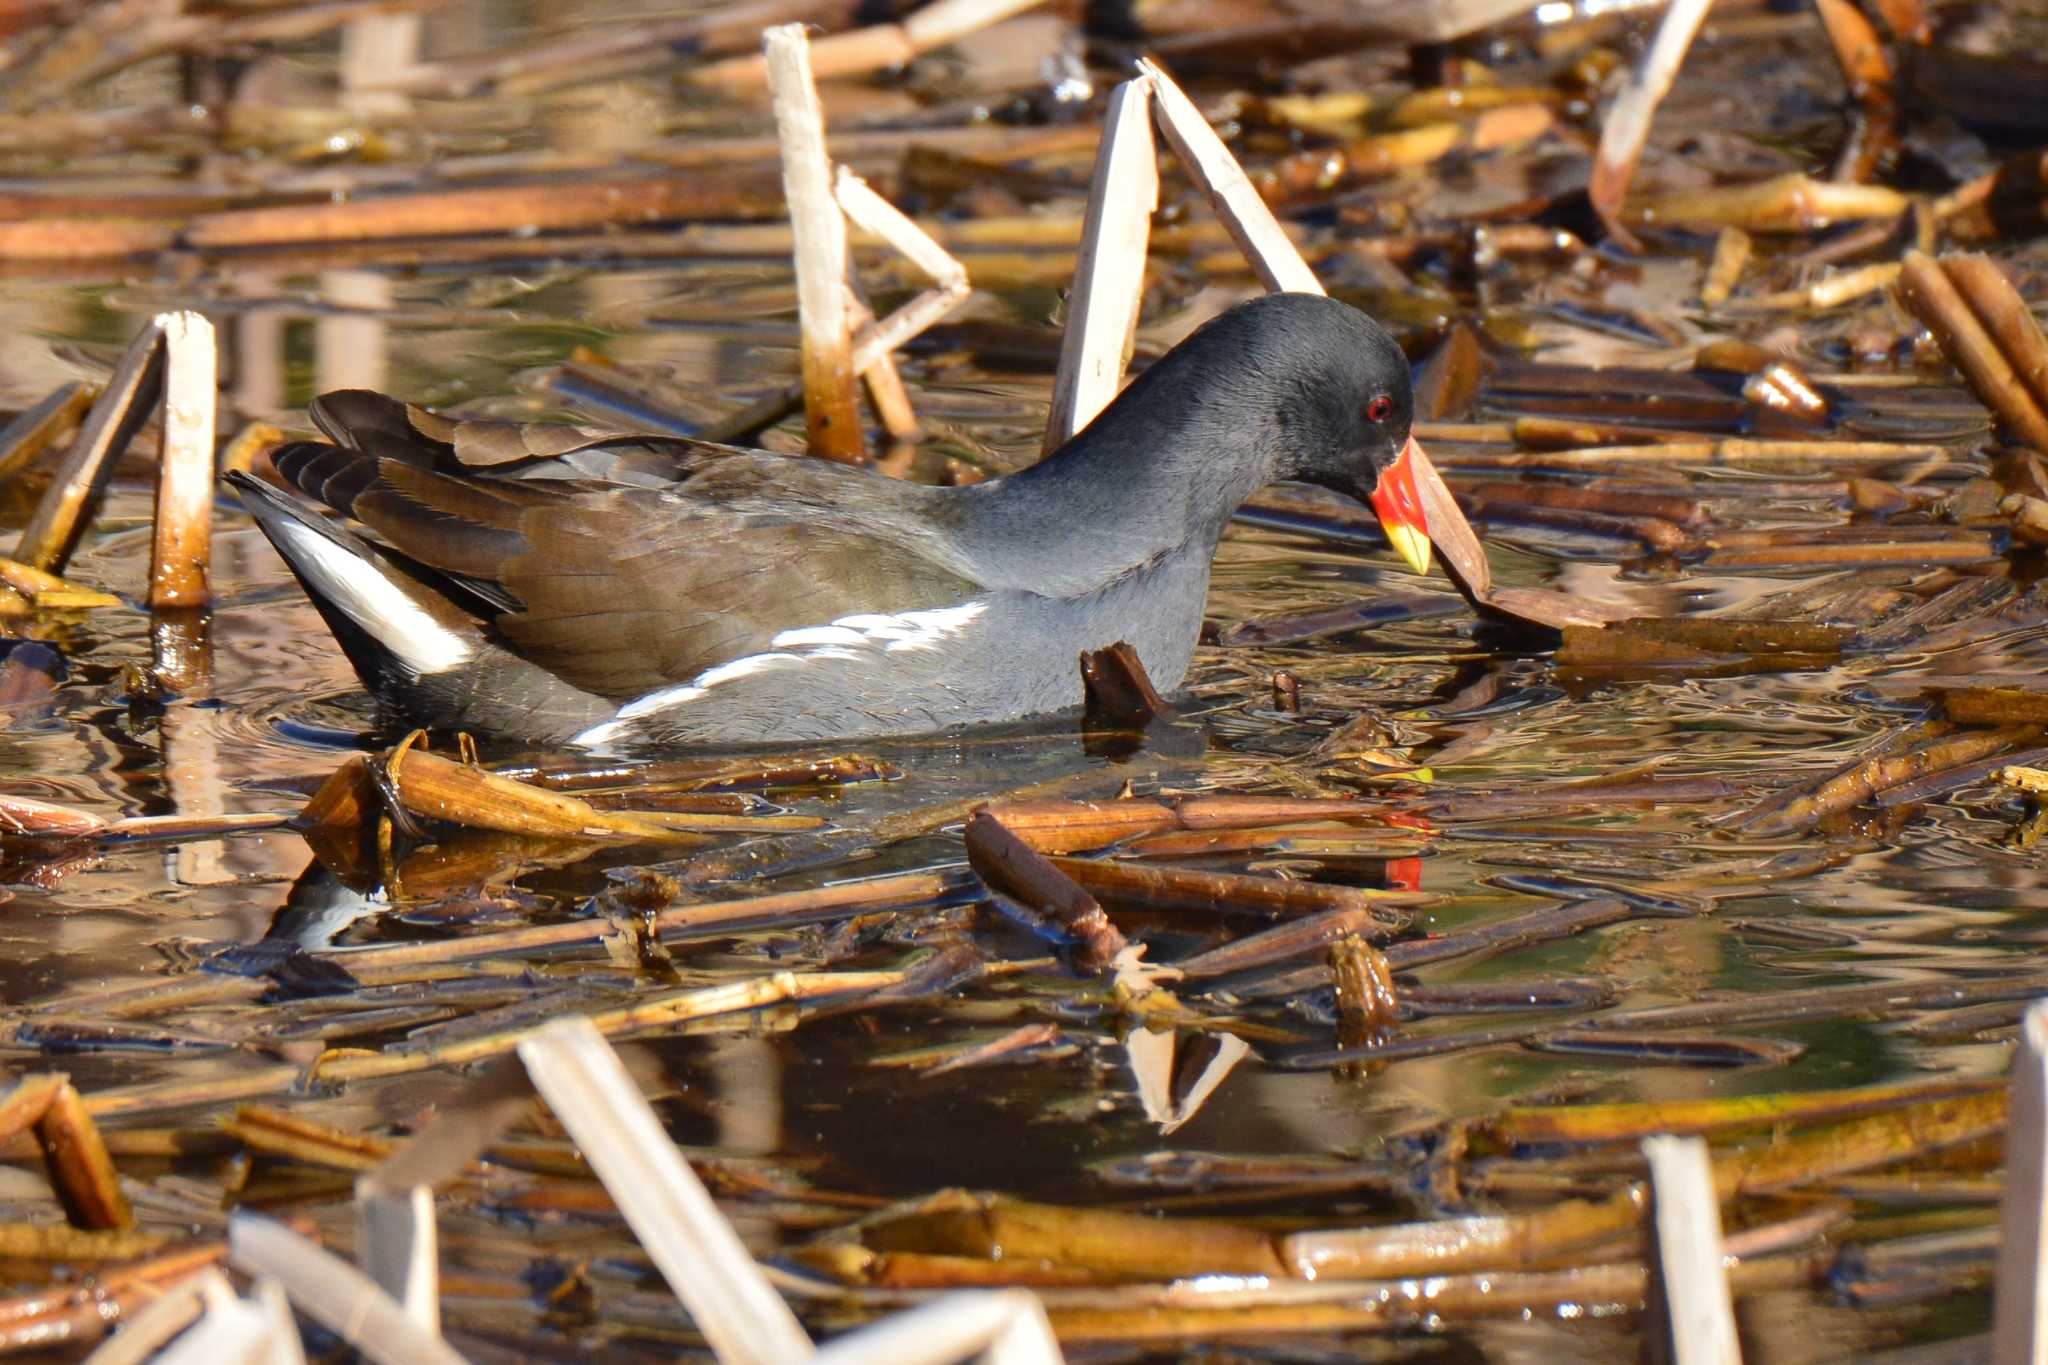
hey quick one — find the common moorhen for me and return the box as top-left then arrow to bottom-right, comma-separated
229,292 -> 1433,749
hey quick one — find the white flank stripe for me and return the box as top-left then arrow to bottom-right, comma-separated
273,519 -> 473,675
769,625 -> 870,648
573,600 -> 989,748
569,718 -> 632,748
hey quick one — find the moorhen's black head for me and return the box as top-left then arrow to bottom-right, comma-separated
1094,292 -> 1432,572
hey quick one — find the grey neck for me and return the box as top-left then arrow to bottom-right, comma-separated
944,376 -> 1283,597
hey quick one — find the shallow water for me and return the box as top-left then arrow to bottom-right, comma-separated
1,3 -> 2045,1358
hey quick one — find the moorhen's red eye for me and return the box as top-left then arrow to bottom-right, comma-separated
1366,395 -> 1394,423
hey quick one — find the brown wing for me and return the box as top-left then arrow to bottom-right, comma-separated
344,458 -> 983,702
308,390 -> 736,483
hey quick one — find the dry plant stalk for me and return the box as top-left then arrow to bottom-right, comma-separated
1042,73 -> 1157,453
0,556 -> 118,609
832,167 -> 971,373
1995,1000 -> 2048,1362
1175,908 -> 1394,979
1329,937 -> 1397,1051
1897,250 -> 2048,450
1486,1076 -> 1998,1147
862,1191 -> 1289,1279
299,745 -> 737,844
1731,726 -> 2025,835
697,0 -> 1051,86
1141,59 -> 1321,294
313,870 -> 950,971
1448,438 -> 1943,469
80,963 -> 918,1120
0,380 -> 95,484
185,174 -> 785,247
1406,440 -> 1631,627
1127,1028 -> 1248,1134
1045,855 -> 1416,922
1813,0 -> 1895,103
965,810 -> 1128,972
1285,1088 -> 2005,1279
227,1214 -> 464,1365
983,793 -> 1384,854
80,1266 -> 221,1364
353,1181 -> 437,1335
0,791 -> 107,836
0,218 -> 174,260
517,1018 -> 815,1364
847,292 -> 919,441
149,311 -> 215,610
14,320 -> 165,574
807,1290 -> 1063,1364
1642,1136 -> 1741,1365
35,1080 -> 131,1230
1260,106 -> 1555,202
1644,174 -> 1909,233
765,24 -> 864,464
1589,0 -> 1714,249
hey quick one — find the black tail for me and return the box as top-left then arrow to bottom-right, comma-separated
227,471 -> 485,689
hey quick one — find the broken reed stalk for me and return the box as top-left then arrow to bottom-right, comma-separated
299,746 -> 733,844
831,165 -> 971,373
328,873 -> 947,971
1634,173 -> 1907,234
1445,438 -> 1945,469
1643,1135 -> 1741,1365
354,1180 -> 438,1335
0,381 -> 94,485
1283,1088 -> 2006,1279
35,1081 -> 132,1231
148,311 -> 215,610
80,1267 -> 215,1362
1485,1077 -> 1999,1147
1813,0 -> 1894,105
80,961 -> 926,1119
14,320 -> 165,574
765,24 -> 864,464
228,1214 -> 465,1365
1257,108 -> 1554,205
0,555 -> 117,609
696,0 -> 1049,86
1329,936 -> 1397,1052
981,793 -> 1386,855
1175,908 -> 1395,979
847,293 -> 920,442
1140,59 -> 1320,294
0,1244 -> 230,1355
965,810 -> 1128,972
1589,0 -> 1714,249
1044,855 -> 1416,923
1042,73 -> 1157,454
517,1018 -> 816,1364
185,173 -> 786,247
808,1291 -> 1063,1364
1407,437 -> 1629,628
1732,726 -> 2026,835
1994,999 -> 2048,1362
1897,250 -> 2048,450
1080,639 -> 1175,730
